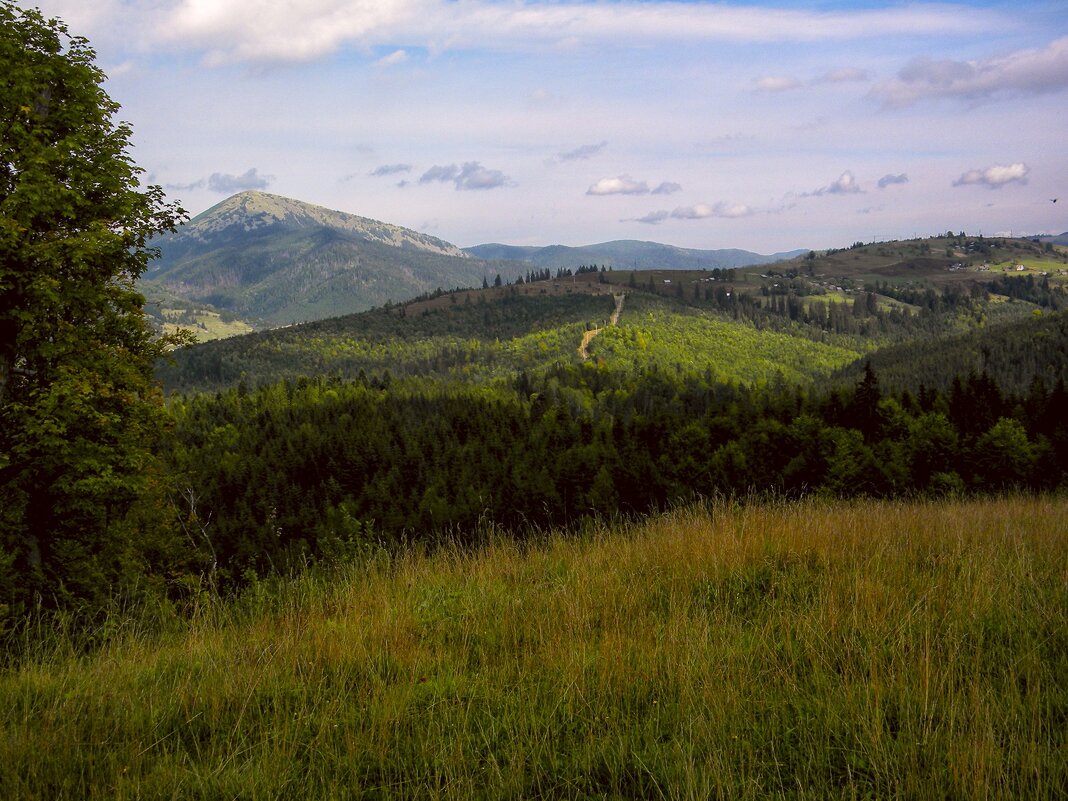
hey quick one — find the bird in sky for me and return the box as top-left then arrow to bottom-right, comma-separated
1052,198 -> 1059,203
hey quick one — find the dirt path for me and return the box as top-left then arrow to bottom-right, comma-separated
578,293 -> 626,361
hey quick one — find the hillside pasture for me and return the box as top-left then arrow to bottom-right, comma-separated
2,496 -> 1065,799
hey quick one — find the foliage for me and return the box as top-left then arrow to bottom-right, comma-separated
158,290 -> 868,395
158,350 -> 1068,584
984,272 -> 1067,309
0,2 -> 187,619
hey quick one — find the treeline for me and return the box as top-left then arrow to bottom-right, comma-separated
162,362 -> 1068,588
870,274 -> 1068,313
866,280 -> 986,312
985,273 -> 1067,310
637,271 -> 1000,342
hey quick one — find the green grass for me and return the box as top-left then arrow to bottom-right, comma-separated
985,259 -> 1068,280
3,496 -> 1066,799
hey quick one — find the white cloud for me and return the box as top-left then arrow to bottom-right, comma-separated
671,204 -> 716,220
375,49 -> 408,67
104,60 -> 137,78
634,210 -> 671,224
370,164 -> 412,177
757,67 -> 868,93
587,176 -> 650,196
828,171 -> 861,194
953,163 -> 1029,189
872,36 -> 1068,107
160,168 -> 268,195
165,178 -> 206,191
813,67 -> 869,84
753,76 -> 802,93
804,171 -> 862,196
420,164 -> 459,184
633,202 -> 754,224
154,0 -> 1002,65
162,0 -> 422,64
454,163 -> 511,190
707,202 -> 754,219
586,177 -> 679,197
652,182 -> 682,195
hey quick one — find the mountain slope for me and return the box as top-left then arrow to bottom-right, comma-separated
465,239 -> 805,270
143,191 -> 521,327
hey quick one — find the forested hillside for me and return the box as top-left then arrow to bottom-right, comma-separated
158,285 -> 870,394
831,309 -> 1068,394
156,267 -> 1068,587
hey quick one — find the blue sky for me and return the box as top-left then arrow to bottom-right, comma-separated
30,0 -> 1068,253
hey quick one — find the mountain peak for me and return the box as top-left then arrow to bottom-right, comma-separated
183,191 -> 467,258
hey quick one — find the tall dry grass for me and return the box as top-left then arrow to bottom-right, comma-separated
2,496 -> 1066,799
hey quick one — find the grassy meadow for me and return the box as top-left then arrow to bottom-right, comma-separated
3,496 -> 1066,799
158,307 -> 256,342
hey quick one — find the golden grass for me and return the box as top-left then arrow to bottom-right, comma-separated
2,496 -> 1066,799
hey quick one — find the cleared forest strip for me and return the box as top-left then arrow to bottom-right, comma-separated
578,293 -> 626,360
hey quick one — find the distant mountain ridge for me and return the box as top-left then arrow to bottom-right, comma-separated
143,191 -> 804,331
465,240 -> 806,270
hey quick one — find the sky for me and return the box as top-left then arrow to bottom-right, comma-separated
27,0 -> 1068,254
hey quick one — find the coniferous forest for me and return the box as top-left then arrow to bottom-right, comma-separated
161,325 -> 1068,590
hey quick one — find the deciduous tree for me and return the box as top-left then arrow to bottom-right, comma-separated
1,2 -> 187,616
